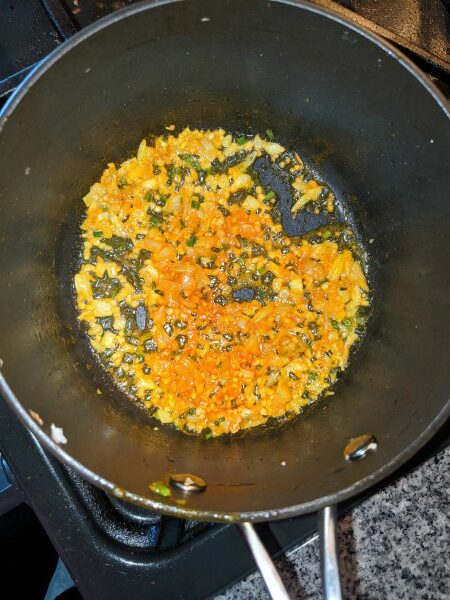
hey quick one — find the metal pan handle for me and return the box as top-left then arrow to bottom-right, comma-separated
319,505 -> 343,600
238,505 -> 342,600
237,521 -> 290,599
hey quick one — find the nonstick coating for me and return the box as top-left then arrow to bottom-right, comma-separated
0,0 -> 449,521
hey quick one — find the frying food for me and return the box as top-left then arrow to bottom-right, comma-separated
75,128 -> 369,437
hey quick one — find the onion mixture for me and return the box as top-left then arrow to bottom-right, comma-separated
75,127 -> 369,437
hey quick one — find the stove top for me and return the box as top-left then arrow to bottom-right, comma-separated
1,0 -> 449,98
1,396 -> 448,599
0,1 -> 449,599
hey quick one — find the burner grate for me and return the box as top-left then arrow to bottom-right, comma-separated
64,469 -> 214,551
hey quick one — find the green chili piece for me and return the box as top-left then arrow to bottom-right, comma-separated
149,481 -> 171,497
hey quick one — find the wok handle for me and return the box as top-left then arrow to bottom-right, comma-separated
237,522 -> 291,599
319,505 -> 343,600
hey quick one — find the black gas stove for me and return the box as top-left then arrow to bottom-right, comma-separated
0,2 -> 449,599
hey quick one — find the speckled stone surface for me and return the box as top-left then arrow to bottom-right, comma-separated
217,446 -> 450,600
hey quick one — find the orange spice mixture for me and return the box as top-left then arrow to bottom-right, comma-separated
75,128 -> 369,437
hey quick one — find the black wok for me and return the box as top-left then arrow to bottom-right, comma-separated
0,0 -> 449,596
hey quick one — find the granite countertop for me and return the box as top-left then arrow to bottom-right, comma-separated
218,445 -> 450,600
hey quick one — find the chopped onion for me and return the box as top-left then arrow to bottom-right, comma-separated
50,424 -> 68,445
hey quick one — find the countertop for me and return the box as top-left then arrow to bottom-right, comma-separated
218,445 -> 450,599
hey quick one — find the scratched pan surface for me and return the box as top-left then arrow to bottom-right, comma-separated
0,0 -> 449,520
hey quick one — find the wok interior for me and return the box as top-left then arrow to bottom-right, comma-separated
0,0 -> 448,518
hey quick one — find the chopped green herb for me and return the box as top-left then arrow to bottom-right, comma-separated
191,200 -> 201,209
307,371 -> 318,384
149,481 -> 171,497
149,215 -> 162,226
330,319 -> 340,331
314,278 -> 329,287
209,151 -> 247,174
144,339 -> 158,353
218,205 -> 230,217
166,163 -> 178,184
147,209 -> 163,226
342,318 -> 352,329
102,235 -> 133,257
91,272 -> 122,299
266,129 -> 275,141
264,190 -> 276,201
93,231 -> 103,238
186,235 -> 197,247
322,230 -> 332,240
158,194 -> 169,205
136,249 -> 152,270
236,136 -> 247,145
180,153 -> 202,170
121,264 -> 142,292
204,427 -> 214,439
144,191 -> 154,202
356,313 -> 368,326
96,316 -> 115,331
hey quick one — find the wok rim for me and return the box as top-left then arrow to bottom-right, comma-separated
0,0 -> 449,522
